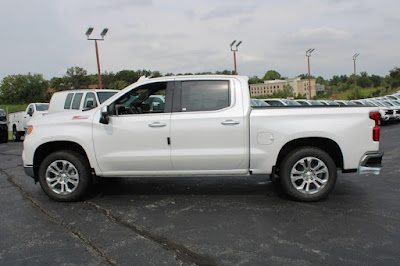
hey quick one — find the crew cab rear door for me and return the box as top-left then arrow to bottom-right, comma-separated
170,79 -> 247,172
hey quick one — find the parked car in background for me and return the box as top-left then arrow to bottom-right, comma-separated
319,100 -> 340,106
263,99 -> 301,106
9,103 -> 49,141
251,99 -> 270,107
295,100 -> 324,106
48,89 -> 119,115
366,99 -> 395,123
381,100 -> 400,120
335,100 -> 357,106
0,108 -> 8,143
386,95 -> 400,101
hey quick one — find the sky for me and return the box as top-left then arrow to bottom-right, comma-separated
1,0 -> 399,81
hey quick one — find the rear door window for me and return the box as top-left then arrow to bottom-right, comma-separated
180,80 -> 230,112
71,93 -> 83,110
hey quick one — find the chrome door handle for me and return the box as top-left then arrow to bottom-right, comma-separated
221,120 -> 240,126
148,122 -> 167,128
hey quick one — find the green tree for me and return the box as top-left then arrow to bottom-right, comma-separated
263,70 -> 281,80
357,72 -> 372,88
0,73 -> 48,104
109,80 -> 128,90
64,66 -> 90,90
151,70 -> 162,78
248,76 -> 263,84
389,67 -> 400,88
271,83 -> 294,98
316,76 -> 327,86
329,75 -> 341,86
370,74 -> 381,88
115,70 -> 138,84
50,77 -> 68,91
298,73 -> 316,80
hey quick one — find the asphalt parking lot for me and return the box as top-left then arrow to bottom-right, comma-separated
1,124 -> 400,265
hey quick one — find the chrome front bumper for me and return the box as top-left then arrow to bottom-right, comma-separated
358,152 -> 384,175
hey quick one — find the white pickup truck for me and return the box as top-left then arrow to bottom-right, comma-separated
9,103 -> 48,141
22,75 -> 383,202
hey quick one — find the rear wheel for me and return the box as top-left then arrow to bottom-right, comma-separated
38,150 -> 91,202
13,126 -> 21,142
280,147 -> 337,202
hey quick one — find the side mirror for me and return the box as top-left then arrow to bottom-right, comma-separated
99,106 -> 109,124
27,109 -> 33,116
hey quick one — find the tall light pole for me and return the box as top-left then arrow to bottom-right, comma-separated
230,40 -> 242,75
86,27 -> 109,89
306,48 -> 314,100
353,53 -> 360,99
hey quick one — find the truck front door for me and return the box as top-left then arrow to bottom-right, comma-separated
92,82 -> 174,175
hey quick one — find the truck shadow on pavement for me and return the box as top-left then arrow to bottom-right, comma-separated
84,175 -> 369,206
87,175 -> 286,198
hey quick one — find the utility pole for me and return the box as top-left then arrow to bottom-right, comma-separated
353,53 -> 360,99
86,27 -> 109,89
230,40 -> 242,75
306,48 -> 315,100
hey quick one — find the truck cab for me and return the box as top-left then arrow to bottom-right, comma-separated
47,89 -> 119,115
9,103 -> 49,141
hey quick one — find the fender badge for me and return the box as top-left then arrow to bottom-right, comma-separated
72,115 -> 89,120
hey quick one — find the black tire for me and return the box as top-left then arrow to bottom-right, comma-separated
38,150 -> 91,202
280,147 -> 337,202
0,132 -> 7,143
13,126 -> 21,142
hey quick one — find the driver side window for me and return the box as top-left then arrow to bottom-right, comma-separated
113,82 -> 167,115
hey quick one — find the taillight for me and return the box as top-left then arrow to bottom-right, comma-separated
369,112 -> 380,141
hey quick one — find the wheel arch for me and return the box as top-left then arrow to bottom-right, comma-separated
33,141 -> 91,181
275,137 -> 343,173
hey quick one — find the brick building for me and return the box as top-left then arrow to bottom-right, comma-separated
250,77 -> 317,98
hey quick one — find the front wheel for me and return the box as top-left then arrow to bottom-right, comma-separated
279,147 -> 337,202
38,150 -> 91,202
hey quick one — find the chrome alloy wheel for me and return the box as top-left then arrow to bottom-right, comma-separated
45,160 -> 79,195
290,156 -> 329,195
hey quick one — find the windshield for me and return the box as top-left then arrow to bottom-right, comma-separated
97,91 -> 118,104
35,103 -> 49,111
345,101 -> 357,106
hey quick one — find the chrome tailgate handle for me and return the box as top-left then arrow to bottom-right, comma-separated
221,120 -> 240,126
148,122 -> 167,128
